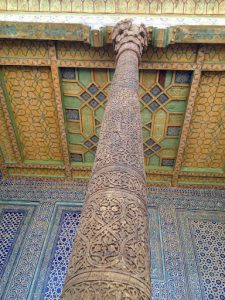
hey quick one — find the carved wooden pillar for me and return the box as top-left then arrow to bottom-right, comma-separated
62,19 -> 151,300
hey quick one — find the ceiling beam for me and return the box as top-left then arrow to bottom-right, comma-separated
6,163 -> 65,169
0,20 -> 225,47
0,152 -> 7,179
176,183 -> 225,190
179,171 -> 225,178
0,85 -> 22,163
48,41 -> 72,180
203,63 -> 225,71
0,58 -> 50,66
172,46 -> 205,186
0,55 -> 225,72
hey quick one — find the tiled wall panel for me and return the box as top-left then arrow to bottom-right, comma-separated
0,181 -> 224,300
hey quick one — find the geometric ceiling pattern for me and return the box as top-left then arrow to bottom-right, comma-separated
140,70 -> 191,169
182,71 -> 225,171
61,68 -> 112,165
2,66 -> 63,163
0,39 -> 224,188
61,68 -> 191,170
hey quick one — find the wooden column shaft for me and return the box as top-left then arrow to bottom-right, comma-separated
62,20 -> 151,300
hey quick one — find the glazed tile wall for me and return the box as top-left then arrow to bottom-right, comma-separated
0,202 -> 37,299
0,180 -> 224,300
177,210 -> 225,300
0,210 -> 26,277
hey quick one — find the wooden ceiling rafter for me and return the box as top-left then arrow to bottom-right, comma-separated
0,53 -> 225,72
180,171 -> 225,178
48,41 -> 72,180
58,60 -> 115,69
0,151 -> 7,178
0,21 -> 225,48
172,45 -> 206,186
6,175 -> 68,182
203,63 -> 225,71
0,85 -> 22,164
173,183 -> 225,189
140,62 -> 195,70
0,58 -> 50,67
6,163 -> 66,169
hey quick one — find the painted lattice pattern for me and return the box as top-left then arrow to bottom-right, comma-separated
205,45 -> 225,63
61,68 -> 191,169
0,40 -> 49,58
190,220 -> 225,300
140,69 -> 191,168
0,210 -> 25,277
182,72 -> 225,171
142,44 -> 197,63
57,42 -> 114,60
1,66 -> 63,162
43,211 -> 81,300
61,68 -> 113,164
57,43 -> 197,63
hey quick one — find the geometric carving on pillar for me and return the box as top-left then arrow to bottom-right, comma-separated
62,19 -> 151,299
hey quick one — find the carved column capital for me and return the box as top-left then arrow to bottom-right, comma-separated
112,19 -> 148,62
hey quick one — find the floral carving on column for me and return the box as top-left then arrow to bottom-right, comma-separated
61,19 -> 151,300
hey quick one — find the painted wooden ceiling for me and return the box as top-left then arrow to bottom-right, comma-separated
0,39 -> 224,188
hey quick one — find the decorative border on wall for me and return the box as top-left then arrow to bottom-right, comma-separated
32,204 -> 82,300
0,179 -> 224,209
159,205 -> 188,299
177,209 -> 225,300
149,206 -> 167,300
3,202 -> 54,300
